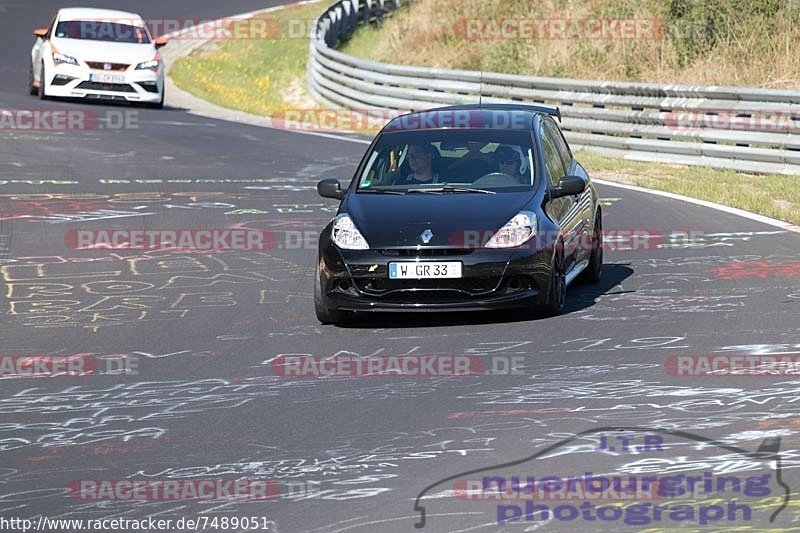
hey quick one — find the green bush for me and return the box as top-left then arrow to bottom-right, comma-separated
665,0 -> 797,66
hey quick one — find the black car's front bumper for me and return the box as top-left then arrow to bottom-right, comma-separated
318,238 -> 554,312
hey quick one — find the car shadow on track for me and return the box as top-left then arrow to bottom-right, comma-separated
336,263 -> 634,329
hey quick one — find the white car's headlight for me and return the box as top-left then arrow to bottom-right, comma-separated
484,211 -> 537,248
52,51 -> 79,66
332,214 -> 369,250
135,59 -> 160,71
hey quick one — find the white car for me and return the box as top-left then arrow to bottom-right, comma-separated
30,7 -> 167,108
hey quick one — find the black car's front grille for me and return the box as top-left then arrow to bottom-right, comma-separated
379,290 -> 481,304
379,248 -> 473,257
353,277 -> 502,299
360,278 -> 498,293
75,81 -> 136,93
347,273 -> 541,304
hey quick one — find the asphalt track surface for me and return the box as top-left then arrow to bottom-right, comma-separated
1,2 -> 800,532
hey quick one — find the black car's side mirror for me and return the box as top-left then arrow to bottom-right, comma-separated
317,178 -> 345,200
549,175 -> 586,199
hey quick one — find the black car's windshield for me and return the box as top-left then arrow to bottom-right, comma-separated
356,130 -> 536,193
55,20 -> 152,43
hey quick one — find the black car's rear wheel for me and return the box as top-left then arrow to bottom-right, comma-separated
540,244 -> 566,317
314,262 -> 351,325
579,211 -> 603,283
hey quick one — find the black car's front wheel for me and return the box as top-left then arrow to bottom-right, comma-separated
579,210 -> 603,283
314,261 -> 351,325
540,244 -> 566,317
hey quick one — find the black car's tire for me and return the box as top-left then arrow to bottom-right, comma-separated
314,262 -> 350,325
37,62 -> 47,100
540,244 -> 566,317
579,211 -> 603,283
28,64 -> 38,95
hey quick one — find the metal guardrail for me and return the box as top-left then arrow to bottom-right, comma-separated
308,0 -> 800,175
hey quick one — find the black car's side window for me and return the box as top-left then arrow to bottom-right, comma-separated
540,124 -> 565,186
545,119 -> 572,174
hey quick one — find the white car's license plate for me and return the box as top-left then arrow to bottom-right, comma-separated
89,72 -> 125,84
388,261 -> 462,279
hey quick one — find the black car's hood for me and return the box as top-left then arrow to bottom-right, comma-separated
343,191 -> 534,248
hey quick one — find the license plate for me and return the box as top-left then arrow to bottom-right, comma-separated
388,261 -> 462,279
89,72 -> 125,84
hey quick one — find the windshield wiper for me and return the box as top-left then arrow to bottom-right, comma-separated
413,185 -> 496,195
405,188 -> 443,195
357,189 -> 406,195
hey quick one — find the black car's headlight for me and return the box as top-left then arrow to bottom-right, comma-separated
484,211 -> 537,248
332,214 -> 369,250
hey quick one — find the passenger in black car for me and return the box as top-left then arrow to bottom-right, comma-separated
493,144 -> 528,183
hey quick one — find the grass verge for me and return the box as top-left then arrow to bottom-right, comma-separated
576,150 -> 799,225
168,2 -> 325,117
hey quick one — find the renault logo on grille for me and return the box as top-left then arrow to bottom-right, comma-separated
420,229 -> 434,244
104,63 -> 112,70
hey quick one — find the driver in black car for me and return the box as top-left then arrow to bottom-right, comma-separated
493,145 -> 528,183
390,143 -> 443,186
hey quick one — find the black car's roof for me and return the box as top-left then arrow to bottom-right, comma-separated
382,103 -> 561,133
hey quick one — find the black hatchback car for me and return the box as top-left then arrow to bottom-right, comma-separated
314,104 -> 602,324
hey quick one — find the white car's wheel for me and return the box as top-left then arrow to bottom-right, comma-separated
148,88 -> 164,109
37,61 -> 47,100
28,63 -> 38,95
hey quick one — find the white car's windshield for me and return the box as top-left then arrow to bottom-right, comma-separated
55,20 -> 151,44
